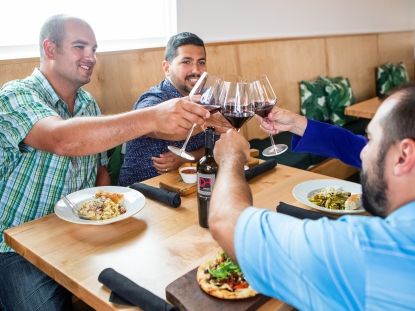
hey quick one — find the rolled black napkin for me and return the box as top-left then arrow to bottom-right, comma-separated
130,183 -> 181,208
276,202 -> 335,220
98,268 -> 177,310
245,158 -> 278,181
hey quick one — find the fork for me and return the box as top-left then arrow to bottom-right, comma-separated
61,195 -> 93,220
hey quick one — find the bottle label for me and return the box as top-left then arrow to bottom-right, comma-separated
197,173 -> 215,196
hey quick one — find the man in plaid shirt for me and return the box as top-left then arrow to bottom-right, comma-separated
0,15 -> 209,310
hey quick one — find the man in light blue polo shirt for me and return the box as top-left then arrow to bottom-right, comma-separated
209,84 -> 415,310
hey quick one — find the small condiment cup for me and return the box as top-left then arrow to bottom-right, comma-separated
179,166 -> 197,184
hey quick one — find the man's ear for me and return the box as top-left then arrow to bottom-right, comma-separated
43,39 -> 57,59
393,139 -> 415,175
162,60 -> 170,76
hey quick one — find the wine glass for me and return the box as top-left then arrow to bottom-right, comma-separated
220,81 -> 255,132
253,76 -> 288,157
168,72 -> 222,161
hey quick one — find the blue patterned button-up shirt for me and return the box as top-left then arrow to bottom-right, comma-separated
119,79 -> 205,185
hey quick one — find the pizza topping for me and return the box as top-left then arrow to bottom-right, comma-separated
206,252 -> 249,292
196,250 -> 257,299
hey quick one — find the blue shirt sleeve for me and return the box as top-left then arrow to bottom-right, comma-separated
291,119 -> 367,169
235,207 -> 365,310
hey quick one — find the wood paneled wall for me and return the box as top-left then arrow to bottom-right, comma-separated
1,31 -> 413,139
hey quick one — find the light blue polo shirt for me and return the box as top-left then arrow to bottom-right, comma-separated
235,202 -> 415,310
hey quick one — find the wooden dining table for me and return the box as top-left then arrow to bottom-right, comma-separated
4,164 -> 343,311
344,96 -> 381,119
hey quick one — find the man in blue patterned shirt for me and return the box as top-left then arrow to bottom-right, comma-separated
119,32 -> 210,185
0,16 -> 210,311
209,84 -> 415,310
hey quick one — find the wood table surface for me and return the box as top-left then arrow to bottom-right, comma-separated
344,96 -> 381,119
4,164 -> 338,311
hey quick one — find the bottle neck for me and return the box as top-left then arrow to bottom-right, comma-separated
204,127 -> 215,156
205,146 -> 214,157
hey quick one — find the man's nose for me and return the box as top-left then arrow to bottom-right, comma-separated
84,48 -> 96,62
192,62 -> 204,74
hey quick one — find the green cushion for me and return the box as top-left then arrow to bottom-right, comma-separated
376,62 -> 409,97
320,76 -> 355,126
300,79 -> 330,122
300,76 -> 355,126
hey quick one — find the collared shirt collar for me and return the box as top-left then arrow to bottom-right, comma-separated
31,68 -> 88,117
162,79 -> 183,98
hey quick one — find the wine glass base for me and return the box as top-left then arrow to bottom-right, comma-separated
262,144 -> 288,157
168,146 -> 196,161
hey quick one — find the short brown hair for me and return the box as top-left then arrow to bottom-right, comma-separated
39,14 -> 68,60
380,82 -> 415,150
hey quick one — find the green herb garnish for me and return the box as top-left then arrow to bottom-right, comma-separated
208,253 -> 241,280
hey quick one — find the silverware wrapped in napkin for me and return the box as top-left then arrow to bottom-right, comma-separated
98,268 -> 178,310
276,202 -> 335,220
244,159 -> 278,181
129,183 -> 181,208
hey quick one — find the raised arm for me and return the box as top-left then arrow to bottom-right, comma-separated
258,106 -> 366,168
24,97 -> 210,156
209,129 -> 251,259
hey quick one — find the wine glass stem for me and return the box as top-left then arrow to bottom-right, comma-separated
269,134 -> 278,153
181,123 -> 197,151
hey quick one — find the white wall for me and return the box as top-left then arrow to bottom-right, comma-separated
177,0 -> 415,42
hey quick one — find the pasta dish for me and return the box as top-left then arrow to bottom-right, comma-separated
78,191 -> 126,220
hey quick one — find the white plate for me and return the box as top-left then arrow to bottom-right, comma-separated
55,186 -> 145,225
292,179 -> 364,214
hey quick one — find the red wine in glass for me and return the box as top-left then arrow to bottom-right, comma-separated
203,104 -> 221,113
254,102 -> 273,117
168,72 -> 222,161
222,110 -> 255,129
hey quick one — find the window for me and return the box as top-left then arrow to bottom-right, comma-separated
0,0 -> 176,59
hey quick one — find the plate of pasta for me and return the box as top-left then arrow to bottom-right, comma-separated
54,186 -> 145,225
292,179 -> 364,214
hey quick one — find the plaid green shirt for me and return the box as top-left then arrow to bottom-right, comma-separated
0,68 -> 108,252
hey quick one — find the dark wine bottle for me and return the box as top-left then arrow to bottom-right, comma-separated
197,127 -> 218,228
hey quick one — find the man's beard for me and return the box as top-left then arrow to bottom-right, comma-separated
360,155 -> 389,217
169,74 -> 200,95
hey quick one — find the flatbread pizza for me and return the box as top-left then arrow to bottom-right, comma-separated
196,251 -> 257,299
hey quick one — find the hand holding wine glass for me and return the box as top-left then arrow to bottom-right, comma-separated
259,106 -> 308,137
252,75 -> 288,156
168,72 -> 222,161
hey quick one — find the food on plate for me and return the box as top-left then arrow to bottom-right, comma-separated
344,193 -> 362,210
308,186 -> 361,210
196,251 -> 257,299
96,190 -> 124,205
78,191 -> 126,220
